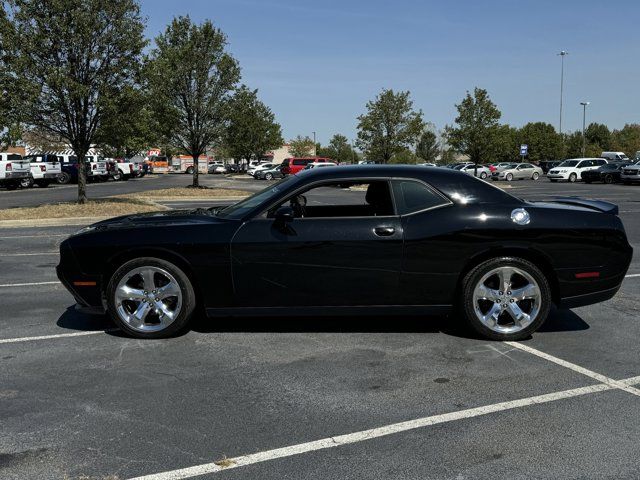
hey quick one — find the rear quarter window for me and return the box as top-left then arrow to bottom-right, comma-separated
392,180 -> 450,214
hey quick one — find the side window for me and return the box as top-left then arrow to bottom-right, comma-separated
392,179 -> 449,215
271,180 -> 395,218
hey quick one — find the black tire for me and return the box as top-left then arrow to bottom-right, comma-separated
506,173 -> 513,182
185,166 -> 194,175
57,172 -> 72,184
549,179 -> 557,182
569,172 -> 577,183
106,257 -> 196,339
461,256 -> 551,341
121,173 -> 130,181
480,171 -> 488,179
532,172 -> 539,180
113,170 -> 123,181
20,177 -> 34,188
265,172 -> 274,180
604,174 -> 614,184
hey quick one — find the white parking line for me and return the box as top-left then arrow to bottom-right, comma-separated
505,342 -> 640,397
625,273 -> 640,278
0,281 -> 60,288
127,377 -> 639,480
0,329 -> 115,344
3,252 -> 58,257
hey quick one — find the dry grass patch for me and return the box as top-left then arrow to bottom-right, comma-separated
0,198 -> 165,221
122,187 -> 250,198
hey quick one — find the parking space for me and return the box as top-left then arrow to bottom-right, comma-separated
1,179 -> 640,479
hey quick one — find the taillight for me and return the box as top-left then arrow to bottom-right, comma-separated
40,165 -> 46,172
6,163 -> 12,171
129,164 -> 133,173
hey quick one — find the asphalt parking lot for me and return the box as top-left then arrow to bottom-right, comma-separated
1,178 -> 640,479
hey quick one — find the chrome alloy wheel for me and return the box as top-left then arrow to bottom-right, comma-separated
114,266 -> 183,333
472,266 -> 541,334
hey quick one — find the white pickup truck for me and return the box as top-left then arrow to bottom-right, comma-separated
0,152 -> 32,190
22,154 -> 62,188
85,154 -> 108,180
113,158 -> 137,181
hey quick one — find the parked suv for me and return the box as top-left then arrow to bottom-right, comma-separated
281,157 -> 332,175
22,154 -> 62,188
0,152 -> 31,189
547,158 -> 607,182
600,151 -> 630,162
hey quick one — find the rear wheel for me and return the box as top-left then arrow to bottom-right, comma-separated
604,174 -> 614,184
57,172 -> 71,184
185,166 -> 194,175
265,172 -> 274,180
480,171 -> 488,179
461,257 -> 551,341
106,257 -> 196,339
20,177 -> 34,188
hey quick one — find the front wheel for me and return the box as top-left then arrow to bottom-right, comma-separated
480,171 -> 488,179
604,174 -> 614,184
461,257 -> 551,341
106,257 -> 196,339
506,173 -> 513,182
532,172 -> 539,180
265,172 -> 274,180
569,173 -> 577,183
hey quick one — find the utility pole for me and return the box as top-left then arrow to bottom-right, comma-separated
580,101 -> 590,157
312,131 -> 316,156
558,51 -> 569,135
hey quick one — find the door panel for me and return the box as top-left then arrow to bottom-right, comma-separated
231,217 -> 403,307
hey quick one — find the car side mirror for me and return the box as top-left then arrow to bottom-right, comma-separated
274,206 -> 294,224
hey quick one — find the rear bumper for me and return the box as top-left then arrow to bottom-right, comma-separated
2,171 -> 29,179
558,285 -> 621,309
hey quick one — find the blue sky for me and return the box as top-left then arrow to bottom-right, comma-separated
140,0 -> 640,145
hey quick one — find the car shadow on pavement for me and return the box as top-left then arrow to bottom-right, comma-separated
56,305 -> 114,331
55,304 -> 589,340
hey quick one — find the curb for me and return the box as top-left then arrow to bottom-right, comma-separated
148,196 -> 247,202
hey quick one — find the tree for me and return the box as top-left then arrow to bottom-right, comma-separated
445,88 -> 501,164
563,131 -> 584,159
356,89 -> 423,163
390,148 -> 418,164
611,124 -> 640,157
517,122 -> 563,162
224,85 -> 283,164
490,125 -> 519,163
2,0 -> 146,203
147,16 -> 241,187
317,134 -> 357,163
585,123 -> 611,151
415,130 -> 439,163
95,86 -> 159,158
289,135 -> 315,157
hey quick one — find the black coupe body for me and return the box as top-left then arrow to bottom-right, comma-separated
57,165 -> 632,340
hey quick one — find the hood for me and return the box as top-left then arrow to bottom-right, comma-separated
86,208 -> 231,232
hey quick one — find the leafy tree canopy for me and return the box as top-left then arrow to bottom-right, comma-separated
356,89 -> 423,163
288,135 -> 315,157
415,129 -> 439,163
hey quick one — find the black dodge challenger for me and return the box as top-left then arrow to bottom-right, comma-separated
57,165 -> 632,340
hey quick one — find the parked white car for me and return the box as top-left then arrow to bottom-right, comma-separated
248,162 -> 276,176
492,163 -> 543,181
23,154 -> 62,187
601,151 -> 629,162
620,162 -> 640,184
457,164 -> 491,179
0,152 -> 31,189
547,158 -> 608,182
207,162 -> 227,174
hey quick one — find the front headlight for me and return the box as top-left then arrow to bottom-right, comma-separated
73,225 -> 96,236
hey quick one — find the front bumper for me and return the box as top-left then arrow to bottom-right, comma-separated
621,175 -> 640,182
547,173 -> 568,180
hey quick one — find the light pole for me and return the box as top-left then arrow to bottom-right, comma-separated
580,102 -> 590,157
558,51 -> 569,135
312,131 -> 316,156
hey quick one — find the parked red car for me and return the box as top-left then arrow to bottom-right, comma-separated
281,157 -> 332,175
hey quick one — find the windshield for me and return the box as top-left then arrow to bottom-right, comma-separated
558,160 -> 579,167
216,176 -> 296,219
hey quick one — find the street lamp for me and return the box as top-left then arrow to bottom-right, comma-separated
557,51 -> 569,135
312,131 -> 316,156
580,102 -> 590,157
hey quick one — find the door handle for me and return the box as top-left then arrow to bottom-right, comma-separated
374,226 -> 395,237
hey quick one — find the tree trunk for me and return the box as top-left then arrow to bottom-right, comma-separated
75,149 -> 88,204
192,154 -> 199,187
